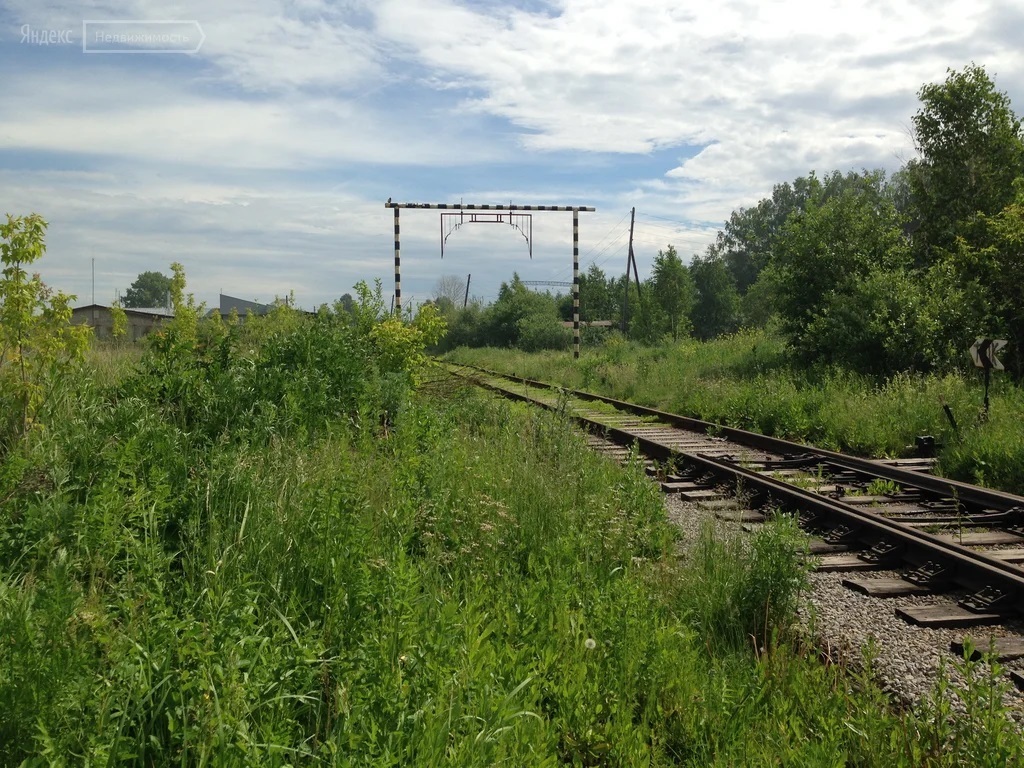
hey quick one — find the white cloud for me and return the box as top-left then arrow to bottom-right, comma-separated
372,0 -> 1020,194
3,0 -> 1023,309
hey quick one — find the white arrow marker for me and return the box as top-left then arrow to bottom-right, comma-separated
970,338 -> 1007,371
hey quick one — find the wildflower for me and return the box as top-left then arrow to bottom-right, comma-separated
584,638 -> 597,650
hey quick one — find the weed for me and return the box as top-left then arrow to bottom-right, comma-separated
866,478 -> 902,497
447,331 -> 1024,494
3,307 -> 1023,763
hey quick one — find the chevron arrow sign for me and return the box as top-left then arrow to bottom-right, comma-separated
969,338 -> 1007,371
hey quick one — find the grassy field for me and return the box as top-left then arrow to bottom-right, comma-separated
446,329 -> 1024,494
2,312 -> 1023,764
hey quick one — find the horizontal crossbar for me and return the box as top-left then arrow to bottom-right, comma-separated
386,202 -> 595,212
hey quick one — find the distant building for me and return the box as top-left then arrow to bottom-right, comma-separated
71,304 -> 174,341
560,320 -> 614,328
207,294 -> 276,321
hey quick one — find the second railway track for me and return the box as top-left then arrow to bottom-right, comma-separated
451,363 -> 1024,644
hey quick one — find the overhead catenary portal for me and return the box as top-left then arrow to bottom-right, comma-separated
385,202 -> 596,359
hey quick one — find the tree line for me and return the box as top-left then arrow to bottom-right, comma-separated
434,64 -> 1024,379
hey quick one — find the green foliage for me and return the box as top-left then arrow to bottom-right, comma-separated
123,269 -> 172,308
438,275 -> 568,352
448,329 -> 1024,494
772,170 -> 911,367
4,312 -> 1024,762
909,63 -> 1024,261
441,302 -> 486,349
680,517 -> 808,651
648,245 -> 696,341
709,171 -> 856,294
684,65 -> 1023,378
0,213 -> 91,446
690,252 -> 740,340
373,299 -> 447,379
517,310 -> 571,352
485,275 -> 563,348
122,271 -> 443,443
798,268 -> 928,374
109,301 -> 128,339
935,184 -> 1024,376
577,263 -> 618,323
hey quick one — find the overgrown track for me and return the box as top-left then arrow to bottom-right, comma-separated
451,363 -> 1024,630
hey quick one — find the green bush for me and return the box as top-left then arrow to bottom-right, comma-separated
679,517 -> 808,651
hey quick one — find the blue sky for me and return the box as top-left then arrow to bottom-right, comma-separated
2,0 -> 1022,309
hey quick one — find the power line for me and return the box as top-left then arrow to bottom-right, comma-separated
633,219 -> 712,237
637,211 -> 702,226
593,239 -> 629,272
632,235 -> 710,251
580,211 -> 631,260
553,229 -> 629,283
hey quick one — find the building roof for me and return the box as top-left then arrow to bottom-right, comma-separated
217,294 -> 275,316
126,306 -> 174,317
73,303 -> 174,318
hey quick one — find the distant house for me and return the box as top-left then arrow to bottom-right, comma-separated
207,294 -> 276,321
71,304 -> 174,341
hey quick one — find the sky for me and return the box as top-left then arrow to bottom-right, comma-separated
2,0 -> 1022,310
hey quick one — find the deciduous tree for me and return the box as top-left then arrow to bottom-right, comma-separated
772,172 -> 910,366
689,253 -> 739,340
124,270 -> 172,308
909,64 -> 1024,261
649,245 -> 696,341
0,214 -> 90,444
433,274 -> 467,308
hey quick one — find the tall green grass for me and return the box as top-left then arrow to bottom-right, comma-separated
448,329 -> 1024,493
2,321 -> 1022,763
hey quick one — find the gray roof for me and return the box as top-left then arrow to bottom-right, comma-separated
73,303 -> 173,318
218,294 -> 274,316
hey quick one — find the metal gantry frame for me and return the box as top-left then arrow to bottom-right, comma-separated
442,210 -> 533,258
385,201 -> 596,358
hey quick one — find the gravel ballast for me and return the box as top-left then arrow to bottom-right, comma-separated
663,493 -> 1024,721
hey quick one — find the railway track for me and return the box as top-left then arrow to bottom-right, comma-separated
451,363 -> 1024,653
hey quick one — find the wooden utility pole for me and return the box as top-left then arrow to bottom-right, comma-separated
464,274 -> 471,309
622,207 -> 635,335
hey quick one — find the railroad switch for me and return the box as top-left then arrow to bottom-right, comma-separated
962,506 -> 1024,528
828,471 -> 864,485
918,500 -> 971,520
759,454 -> 821,471
1000,506 -> 1024,530
915,435 -> 937,458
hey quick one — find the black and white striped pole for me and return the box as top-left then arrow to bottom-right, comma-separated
393,206 -> 401,314
385,202 -> 595,353
572,209 -> 580,359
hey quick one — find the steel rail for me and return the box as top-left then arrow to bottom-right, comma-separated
453,363 -> 1024,514
453,364 -> 1024,615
